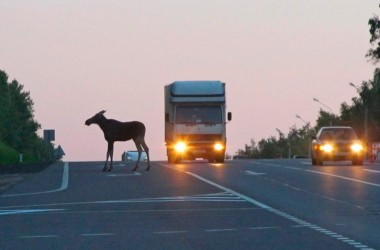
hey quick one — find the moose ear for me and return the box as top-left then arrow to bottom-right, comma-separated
100,110 -> 106,114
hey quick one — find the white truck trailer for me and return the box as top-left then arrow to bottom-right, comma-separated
164,81 -> 231,163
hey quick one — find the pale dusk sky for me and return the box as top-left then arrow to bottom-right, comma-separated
0,0 -> 377,161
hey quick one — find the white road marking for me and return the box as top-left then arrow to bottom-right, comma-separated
0,209 -> 64,216
245,171 -> 266,175
0,192 -> 247,211
154,231 -> 188,234
307,169 -> 380,187
248,226 -> 278,230
364,169 -> 380,173
20,235 -> 59,239
205,228 -> 237,232
106,172 -> 141,177
184,170 -> 373,250
255,161 -> 380,188
2,162 -> 69,197
82,233 -> 114,237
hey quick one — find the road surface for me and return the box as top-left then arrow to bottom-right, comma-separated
1,159 -> 379,249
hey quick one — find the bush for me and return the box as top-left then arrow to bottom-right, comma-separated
0,141 -> 19,164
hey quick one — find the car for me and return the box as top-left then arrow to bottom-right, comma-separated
121,151 -> 148,162
311,126 -> 364,166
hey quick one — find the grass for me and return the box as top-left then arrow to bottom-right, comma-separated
0,141 -> 20,164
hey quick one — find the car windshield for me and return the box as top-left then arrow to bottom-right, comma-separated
319,128 -> 357,140
175,106 -> 222,124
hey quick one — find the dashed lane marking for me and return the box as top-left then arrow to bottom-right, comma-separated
364,169 -> 380,173
245,171 -> 266,175
307,169 -> 380,187
106,172 -> 141,177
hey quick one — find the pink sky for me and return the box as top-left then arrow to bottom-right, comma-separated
0,0 -> 377,161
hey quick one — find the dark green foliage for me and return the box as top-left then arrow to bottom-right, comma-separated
367,15 -> 380,63
237,124 -> 314,159
339,69 -> 380,142
0,69 -> 54,164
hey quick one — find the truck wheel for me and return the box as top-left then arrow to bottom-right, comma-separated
311,157 -> 317,166
316,157 -> 323,166
215,153 -> 225,163
168,152 -> 179,164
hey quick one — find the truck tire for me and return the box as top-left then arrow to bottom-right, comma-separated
311,157 -> 317,166
168,152 -> 179,164
316,157 -> 323,166
215,153 -> 225,163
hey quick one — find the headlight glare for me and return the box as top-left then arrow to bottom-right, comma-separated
174,142 -> 187,153
320,144 -> 333,152
214,143 -> 224,151
351,143 -> 363,152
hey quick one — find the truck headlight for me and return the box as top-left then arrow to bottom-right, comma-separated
351,143 -> 363,152
174,142 -> 187,153
320,144 -> 333,153
214,143 -> 224,151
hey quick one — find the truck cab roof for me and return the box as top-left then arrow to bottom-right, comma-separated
171,81 -> 225,97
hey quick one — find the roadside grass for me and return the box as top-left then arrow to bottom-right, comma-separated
0,141 -> 19,164
0,141 -> 45,165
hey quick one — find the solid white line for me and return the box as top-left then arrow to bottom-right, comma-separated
2,162 -> 69,197
307,169 -> 380,187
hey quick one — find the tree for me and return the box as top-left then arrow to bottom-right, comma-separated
367,13 -> 380,63
0,69 -> 54,163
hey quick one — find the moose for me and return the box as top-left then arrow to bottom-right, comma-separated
85,110 -> 151,171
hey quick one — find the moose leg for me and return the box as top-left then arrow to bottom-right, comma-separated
108,142 -> 114,172
103,142 -> 114,171
103,143 -> 110,171
132,139 -> 142,171
141,139 -> 151,171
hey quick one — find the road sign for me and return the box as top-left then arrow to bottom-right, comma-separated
44,129 -> 55,141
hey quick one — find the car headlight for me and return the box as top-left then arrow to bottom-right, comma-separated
174,142 -> 187,153
351,143 -> 363,152
320,144 -> 333,152
214,143 -> 224,151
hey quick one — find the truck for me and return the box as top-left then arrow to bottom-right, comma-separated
164,81 -> 232,163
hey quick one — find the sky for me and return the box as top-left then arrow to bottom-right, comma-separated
0,0 -> 378,161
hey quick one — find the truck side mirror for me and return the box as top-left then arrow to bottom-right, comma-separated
165,113 -> 170,122
227,112 -> 232,121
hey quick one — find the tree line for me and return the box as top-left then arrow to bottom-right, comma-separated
237,7 -> 380,159
0,69 -> 54,164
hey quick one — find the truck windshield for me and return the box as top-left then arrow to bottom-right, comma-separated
176,106 -> 222,124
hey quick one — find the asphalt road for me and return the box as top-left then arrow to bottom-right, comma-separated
1,159 -> 379,250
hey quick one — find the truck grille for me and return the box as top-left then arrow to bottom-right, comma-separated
177,134 -> 222,142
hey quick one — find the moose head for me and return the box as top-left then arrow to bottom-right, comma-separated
85,110 -> 106,126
